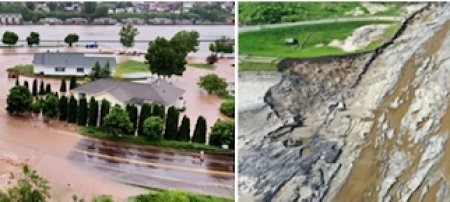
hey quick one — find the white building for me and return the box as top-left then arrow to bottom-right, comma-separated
32,52 -> 117,76
0,13 -> 22,25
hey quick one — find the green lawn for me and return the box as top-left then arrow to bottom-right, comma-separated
239,2 -> 406,25
114,60 -> 148,75
7,64 -> 34,75
188,63 -> 214,69
239,61 -> 278,72
239,21 -> 396,58
79,127 -> 233,154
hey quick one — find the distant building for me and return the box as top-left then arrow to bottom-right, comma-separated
72,79 -> 186,109
121,18 -> 145,25
65,18 -> 88,25
148,18 -> 173,25
32,52 -> 117,76
93,18 -> 118,25
38,17 -> 63,25
0,13 -> 22,25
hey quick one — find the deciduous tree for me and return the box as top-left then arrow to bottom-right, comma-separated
2,31 -> 19,46
143,116 -> 164,141
197,73 -> 227,94
64,33 -> 79,47
209,120 -> 235,149
6,85 -> 32,115
102,105 -> 133,136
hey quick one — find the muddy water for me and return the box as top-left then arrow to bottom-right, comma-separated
0,25 -> 234,55
333,19 -> 450,202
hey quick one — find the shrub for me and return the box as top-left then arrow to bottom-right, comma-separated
31,99 -> 42,114
102,105 -> 133,136
220,100 -> 234,118
6,85 -> 32,115
209,120 -> 234,149
143,116 -> 164,141
206,54 -> 218,64
42,94 -> 59,119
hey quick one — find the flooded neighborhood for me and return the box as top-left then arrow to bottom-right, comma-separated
0,1 -> 235,202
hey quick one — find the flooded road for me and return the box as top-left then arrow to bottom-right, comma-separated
0,25 -> 234,55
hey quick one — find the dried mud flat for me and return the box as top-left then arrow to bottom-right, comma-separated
239,3 -> 450,202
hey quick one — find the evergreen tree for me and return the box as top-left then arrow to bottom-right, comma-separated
125,104 -> 138,134
39,80 -> 45,95
77,96 -> 87,126
177,115 -> 190,141
192,116 -> 207,143
99,99 -> 110,126
88,97 -> 99,127
164,106 -> 179,140
69,76 -> 77,90
15,79 -> 19,86
137,103 -> 152,136
60,79 -> 67,93
45,83 -> 51,94
24,81 -> 29,89
32,79 -> 37,96
153,104 -> 165,119
58,95 -> 68,121
68,95 -> 78,123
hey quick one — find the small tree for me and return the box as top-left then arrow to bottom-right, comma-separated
138,103 -> 152,136
126,104 -> 138,134
192,116 -> 207,143
2,31 -> 19,46
26,32 -> 40,47
209,120 -> 235,149
142,116 -> 164,141
77,96 -> 88,126
102,105 -> 133,136
39,80 -> 45,95
24,81 -> 29,89
88,97 -> 99,127
99,99 -> 110,126
42,94 -> 59,120
177,115 -> 190,141
68,96 -> 78,123
206,54 -> 218,64
164,106 -> 179,140
6,86 -> 32,115
69,76 -> 77,90
64,33 -> 79,47
32,79 -> 37,97
15,79 -> 19,86
220,100 -> 234,118
45,83 -> 51,94
60,79 -> 67,93
198,73 -> 227,94
58,96 -> 68,121
119,24 -> 139,49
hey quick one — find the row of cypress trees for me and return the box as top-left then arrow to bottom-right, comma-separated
19,78 -> 208,144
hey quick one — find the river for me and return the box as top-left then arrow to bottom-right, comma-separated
0,25 -> 235,55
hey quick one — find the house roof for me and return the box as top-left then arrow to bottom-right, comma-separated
73,79 -> 185,105
32,52 -> 117,68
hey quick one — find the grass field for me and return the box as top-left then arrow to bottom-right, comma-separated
239,21 -> 397,58
188,63 -> 214,69
114,60 -> 148,75
239,61 -> 278,72
239,2 -> 405,25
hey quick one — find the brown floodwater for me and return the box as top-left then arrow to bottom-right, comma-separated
0,25 -> 234,55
